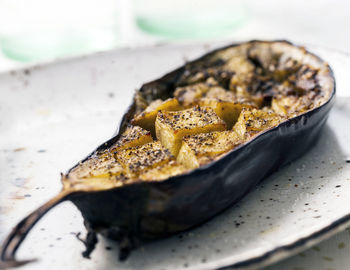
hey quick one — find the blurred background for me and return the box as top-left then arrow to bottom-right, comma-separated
0,0 -> 348,71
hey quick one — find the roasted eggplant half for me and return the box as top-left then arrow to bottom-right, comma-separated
0,40 -> 335,267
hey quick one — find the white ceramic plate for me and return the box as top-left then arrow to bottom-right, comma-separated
0,42 -> 350,270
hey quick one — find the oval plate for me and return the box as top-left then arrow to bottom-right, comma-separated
0,42 -> 349,270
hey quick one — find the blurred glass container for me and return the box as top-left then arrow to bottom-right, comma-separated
134,0 -> 247,39
0,0 -> 119,62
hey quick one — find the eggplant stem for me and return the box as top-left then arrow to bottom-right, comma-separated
0,190 -> 71,268
76,232 -> 98,259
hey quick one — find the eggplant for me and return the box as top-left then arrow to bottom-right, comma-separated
0,40 -> 335,268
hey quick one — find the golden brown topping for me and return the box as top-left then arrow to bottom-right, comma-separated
116,141 -> 175,177
233,108 -> 285,139
65,151 -> 127,190
65,125 -> 153,189
111,125 -> 153,152
225,55 -> 255,75
177,131 -> 242,169
204,86 -> 236,101
174,83 -> 210,107
155,106 -> 226,156
132,98 -> 181,134
272,95 -> 314,116
199,97 -> 256,129
139,160 -> 187,181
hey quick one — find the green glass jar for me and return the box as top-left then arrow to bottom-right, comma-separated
134,0 -> 248,39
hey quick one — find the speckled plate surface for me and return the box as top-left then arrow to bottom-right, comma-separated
0,42 -> 350,270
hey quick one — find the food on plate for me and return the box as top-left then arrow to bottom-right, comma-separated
1,40 -> 335,267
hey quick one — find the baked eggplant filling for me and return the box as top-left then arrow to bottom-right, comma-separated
65,43 -> 332,190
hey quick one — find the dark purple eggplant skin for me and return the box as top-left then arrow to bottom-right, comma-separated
71,90 -> 334,247
70,41 -> 336,255
0,40 -> 335,265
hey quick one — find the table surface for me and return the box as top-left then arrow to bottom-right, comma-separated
1,1 -> 350,269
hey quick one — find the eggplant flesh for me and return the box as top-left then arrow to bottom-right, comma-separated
0,40 -> 335,267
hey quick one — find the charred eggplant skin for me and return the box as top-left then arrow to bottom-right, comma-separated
72,95 -> 334,242
72,40 -> 335,245
0,40 -> 336,265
